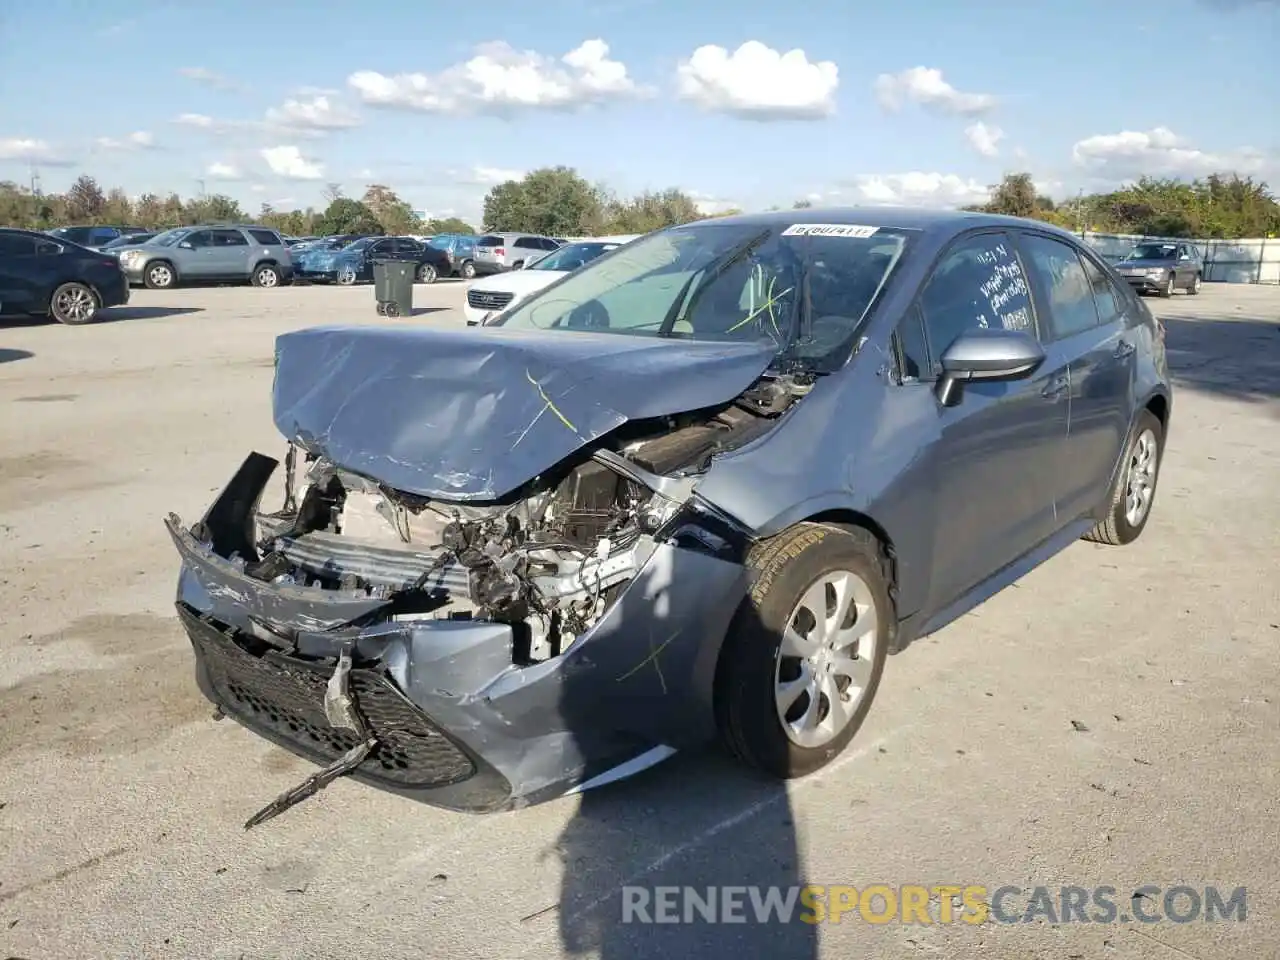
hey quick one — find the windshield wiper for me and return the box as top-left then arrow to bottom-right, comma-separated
656,229 -> 771,337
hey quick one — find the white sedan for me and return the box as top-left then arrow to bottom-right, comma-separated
462,236 -> 640,326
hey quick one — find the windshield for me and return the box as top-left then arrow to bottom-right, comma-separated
104,234 -> 152,248
151,228 -> 190,247
343,238 -> 375,252
530,241 -> 618,272
494,221 -> 912,371
1126,243 -> 1178,260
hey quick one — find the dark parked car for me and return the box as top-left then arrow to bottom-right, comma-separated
100,232 -> 159,257
48,225 -> 150,250
1113,241 -> 1203,297
293,236 -> 449,284
426,233 -> 479,278
167,208 -> 1171,825
0,227 -> 129,324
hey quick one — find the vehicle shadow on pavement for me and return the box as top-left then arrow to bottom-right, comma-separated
1161,315 -> 1280,403
554,598 -> 818,959
0,306 -> 204,328
0,347 -> 33,364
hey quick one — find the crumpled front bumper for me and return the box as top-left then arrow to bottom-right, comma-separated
170,451 -> 750,812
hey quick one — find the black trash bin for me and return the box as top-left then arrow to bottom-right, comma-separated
372,258 -> 415,317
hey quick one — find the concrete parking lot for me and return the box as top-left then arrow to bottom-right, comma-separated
1,279 -> 1277,959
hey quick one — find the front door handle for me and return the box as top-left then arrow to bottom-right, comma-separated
1114,340 -> 1136,359
1041,373 -> 1069,400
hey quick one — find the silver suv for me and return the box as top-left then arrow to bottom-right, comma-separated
473,233 -> 560,275
117,225 -> 294,289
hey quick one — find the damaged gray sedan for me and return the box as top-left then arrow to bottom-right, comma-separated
169,208 -> 1171,824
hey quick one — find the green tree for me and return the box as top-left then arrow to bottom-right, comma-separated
482,167 -> 608,235
362,184 -> 422,236
65,175 -> 106,222
317,197 -> 383,236
603,188 -> 702,234
423,216 -> 475,235
793,198 -> 813,209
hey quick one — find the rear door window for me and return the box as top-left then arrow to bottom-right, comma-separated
1079,254 -> 1122,324
211,229 -> 249,246
1018,233 -> 1101,340
477,235 -> 504,248
248,228 -> 281,246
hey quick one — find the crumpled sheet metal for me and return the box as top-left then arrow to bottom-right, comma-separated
271,324 -> 776,501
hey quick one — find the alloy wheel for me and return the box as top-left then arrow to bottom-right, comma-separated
1124,428 -> 1159,527
148,264 -> 173,288
774,569 -> 879,749
53,284 -> 97,323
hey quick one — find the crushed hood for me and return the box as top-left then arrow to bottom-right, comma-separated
272,324 -> 777,501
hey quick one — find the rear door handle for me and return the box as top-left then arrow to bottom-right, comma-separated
1114,340 -> 1136,359
1042,374 -> 1069,400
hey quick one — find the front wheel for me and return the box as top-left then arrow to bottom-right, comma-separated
1083,409 -> 1164,546
417,263 -> 437,284
459,260 -> 476,280
49,282 -> 100,325
144,261 -> 175,290
1187,272 -> 1202,295
715,523 -> 891,779
336,265 -> 358,286
251,264 -> 281,288
1159,272 -> 1175,298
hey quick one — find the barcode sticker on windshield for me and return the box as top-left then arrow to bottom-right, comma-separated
781,224 -> 879,238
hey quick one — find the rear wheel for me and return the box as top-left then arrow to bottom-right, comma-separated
417,263 -> 437,283
459,260 -> 476,280
336,266 -> 358,286
49,282 -> 99,325
251,264 -> 281,288
1083,409 -> 1164,546
716,523 -> 891,779
144,261 -> 175,290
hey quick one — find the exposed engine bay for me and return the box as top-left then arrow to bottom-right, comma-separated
239,373 -> 808,664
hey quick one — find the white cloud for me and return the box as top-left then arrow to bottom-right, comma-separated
206,162 -> 243,180
179,67 -> 241,92
874,67 -> 996,116
0,137 -> 75,166
675,41 -> 838,120
348,38 -> 644,114
261,145 -> 324,180
1071,126 -> 1266,181
265,95 -> 361,131
844,172 -> 991,207
95,130 -> 157,151
964,121 -> 1003,158
452,165 -> 525,185
250,183 -> 268,193
687,189 -> 738,215
174,113 -> 216,128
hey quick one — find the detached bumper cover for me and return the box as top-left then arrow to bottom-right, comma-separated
170,452 -> 749,811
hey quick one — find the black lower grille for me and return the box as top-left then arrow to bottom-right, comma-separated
467,289 -> 515,311
182,607 -> 475,788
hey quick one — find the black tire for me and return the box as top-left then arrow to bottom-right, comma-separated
459,260 -> 476,280
144,261 -> 176,290
417,263 -> 437,284
1187,272 -> 1202,295
336,266 -> 358,286
715,522 -> 891,779
251,263 -> 281,288
1083,409 -> 1164,546
49,282 -> 100,325
383,301 -> 401,317
375,302 -> 387,316
1159,272 -> 1175,298
512,260 -> 524,270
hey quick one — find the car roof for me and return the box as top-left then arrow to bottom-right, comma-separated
691,206 -> 1080,240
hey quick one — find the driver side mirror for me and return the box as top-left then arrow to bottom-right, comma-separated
935,327 -> 1045,407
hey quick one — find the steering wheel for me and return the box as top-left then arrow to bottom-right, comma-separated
566,299 -> 611,330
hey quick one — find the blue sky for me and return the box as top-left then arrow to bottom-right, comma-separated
1,0 -> 1277,224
